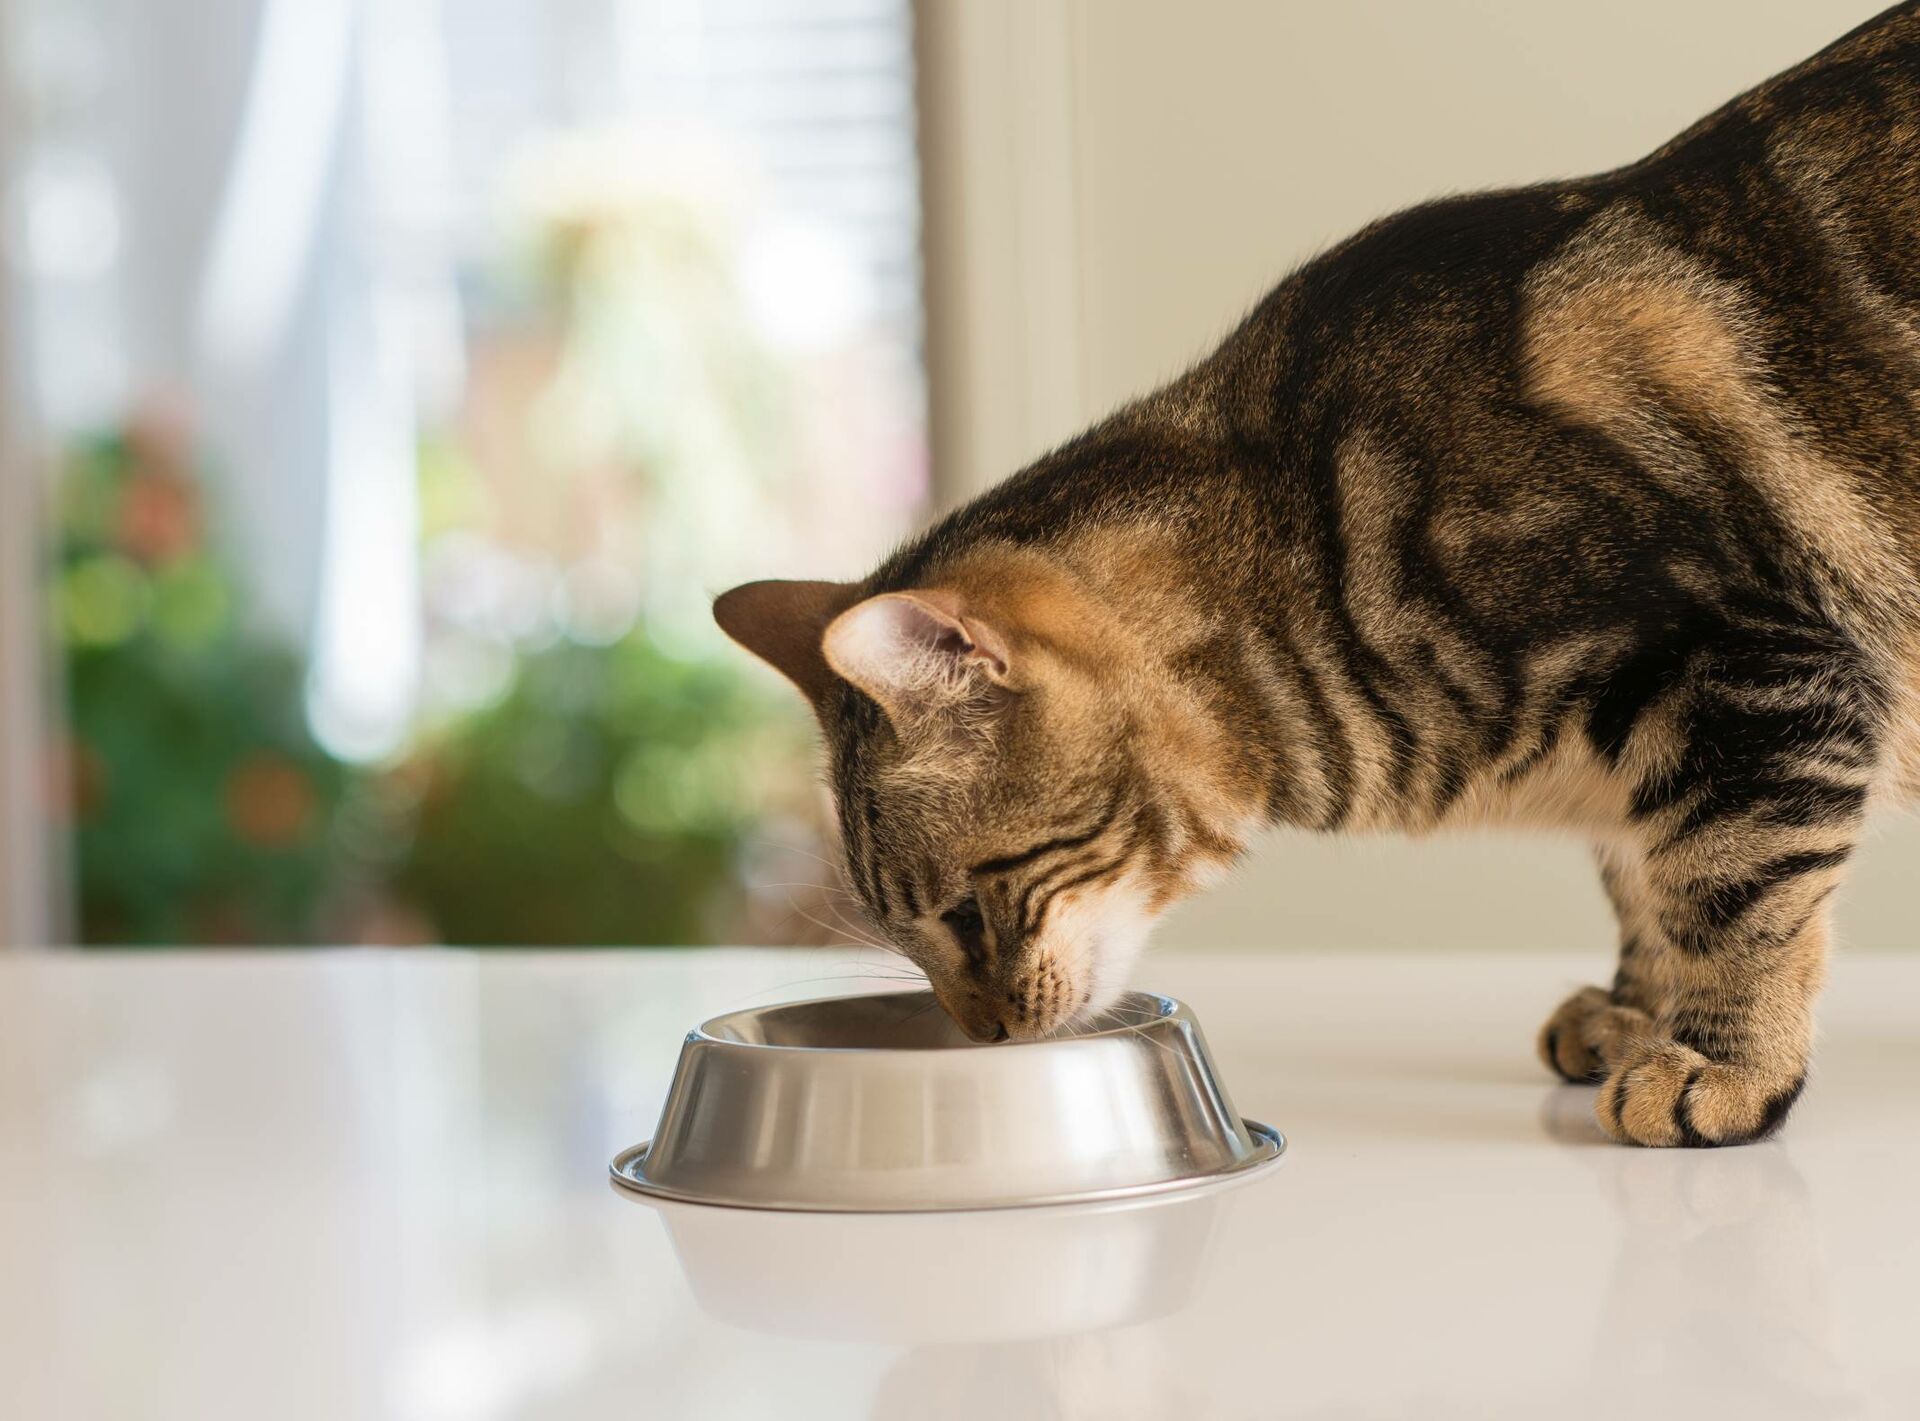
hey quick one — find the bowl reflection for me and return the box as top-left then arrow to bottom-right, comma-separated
628,1184 -> 1241,1344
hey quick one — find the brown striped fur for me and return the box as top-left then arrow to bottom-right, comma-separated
717,4 -> 1920,1144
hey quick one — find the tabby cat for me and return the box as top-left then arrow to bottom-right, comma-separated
715,4 -> 1920,1147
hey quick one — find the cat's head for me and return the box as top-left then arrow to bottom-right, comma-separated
714,548 -> 1251,1041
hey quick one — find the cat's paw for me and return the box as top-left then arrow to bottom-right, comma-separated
1537,985 -> 1651,1084
1594,1039 -> 1807,1147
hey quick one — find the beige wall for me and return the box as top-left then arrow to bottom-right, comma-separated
919,0 -> 1919,953
0,23 -> 54,949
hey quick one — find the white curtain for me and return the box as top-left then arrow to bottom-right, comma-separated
111,0 -> 459,759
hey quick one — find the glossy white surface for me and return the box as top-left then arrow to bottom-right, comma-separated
2,948 -> 1915,1420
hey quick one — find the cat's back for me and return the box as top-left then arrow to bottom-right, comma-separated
1178,10 -> 1920,660
937,7 -> 1920,643
1645,1 -> 1920,307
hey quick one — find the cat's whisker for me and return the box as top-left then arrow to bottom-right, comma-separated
742,971 -> 932,1003
1071,1002 -> 1189,1060
823,898 -> 901,955
894,995 -> 945,1027
748,870 -> 902,957
781,898 -> 895,954
741,835 -> 852,881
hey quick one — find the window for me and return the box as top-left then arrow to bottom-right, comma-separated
3,0 -> 926,945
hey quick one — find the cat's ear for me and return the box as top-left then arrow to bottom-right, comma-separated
822,590 -> 1013,725
712,579 -> 862,704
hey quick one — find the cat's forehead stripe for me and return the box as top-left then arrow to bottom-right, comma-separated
968,785 -> 1127,877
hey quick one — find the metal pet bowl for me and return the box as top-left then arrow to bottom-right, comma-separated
611,989 -> 1284,1212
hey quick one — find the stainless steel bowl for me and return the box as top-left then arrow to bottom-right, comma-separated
611,989 -> 1284,1212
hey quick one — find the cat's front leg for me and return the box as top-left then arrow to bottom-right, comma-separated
1595,907 -> 1831,1148
1573,626 -> 1878,1145
1590,842 -> 1854,1148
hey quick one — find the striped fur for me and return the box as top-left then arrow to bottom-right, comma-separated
717,4 -> 1920,1143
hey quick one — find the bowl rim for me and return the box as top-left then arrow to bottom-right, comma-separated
608,1119 -> 1286,1213
691,987 -> 1186,1057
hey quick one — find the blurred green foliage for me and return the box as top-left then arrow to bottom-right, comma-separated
51,421 -> 820,947
51,145 -> 855,948
395,633 -> 811,946
54,426 -> 349,943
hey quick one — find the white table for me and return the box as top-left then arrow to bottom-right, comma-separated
1,948 -> 1912,1420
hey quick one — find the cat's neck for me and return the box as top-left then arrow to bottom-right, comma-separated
877,368 -> 1362,840
924,519 -> 1336,848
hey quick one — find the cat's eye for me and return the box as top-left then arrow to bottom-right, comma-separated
941,898 -> 988,964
